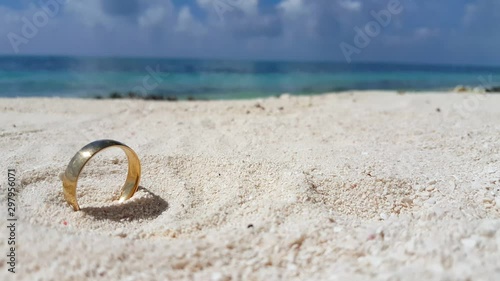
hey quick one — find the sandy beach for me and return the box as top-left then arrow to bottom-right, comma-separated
0,91 -> 499,280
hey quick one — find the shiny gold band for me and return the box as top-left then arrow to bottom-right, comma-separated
62,139 -> 141,211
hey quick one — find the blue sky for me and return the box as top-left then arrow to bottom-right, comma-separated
0,0 -> 499,65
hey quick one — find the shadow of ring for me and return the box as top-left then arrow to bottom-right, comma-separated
81,186 -> 168,222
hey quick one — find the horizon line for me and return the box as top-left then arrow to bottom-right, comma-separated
0,53 -> 500,69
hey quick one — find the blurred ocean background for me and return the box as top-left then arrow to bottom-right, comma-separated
1,56 -> 499,100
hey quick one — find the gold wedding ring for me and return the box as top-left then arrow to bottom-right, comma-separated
62,139 -> 141,211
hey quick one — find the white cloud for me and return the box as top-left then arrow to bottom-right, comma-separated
196,0 -> 212,7
278,0 -> 306,18
176,6 -> 194,32
64,0 -> 175,30
1,7 -> 22,24
414,27 -> 439,39
175,6 -> 205,36
65,0 -> 116,29
196,0 -> 259,24
463,4 -> 478,27
234,0 -> 259,15
339,0 -> 361,12
138,6 -> 165,27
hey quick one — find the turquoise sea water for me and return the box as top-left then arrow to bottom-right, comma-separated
0,56 -> 499,99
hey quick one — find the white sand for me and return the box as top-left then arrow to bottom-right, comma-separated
0,91 -> 499,280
